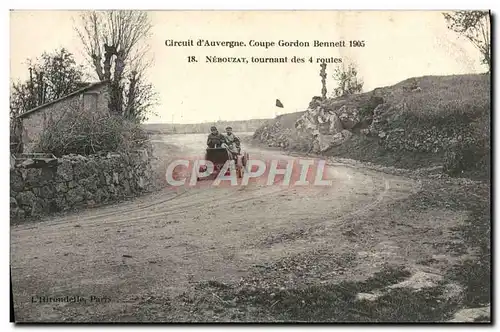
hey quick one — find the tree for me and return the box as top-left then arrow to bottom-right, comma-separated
10,48 -> 87,152
332,62 -> 363,98
75,10 -> 158,122
123,69 -> 158,122
443,10 -> 491,71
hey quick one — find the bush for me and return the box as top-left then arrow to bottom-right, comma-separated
35,110 -> 149,157
359,95 -> 384,119
332,62 -> 364,97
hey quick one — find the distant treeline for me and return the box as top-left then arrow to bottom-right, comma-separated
143,119 -> 270,134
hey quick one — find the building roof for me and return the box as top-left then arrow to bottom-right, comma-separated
18,80 -> 110,119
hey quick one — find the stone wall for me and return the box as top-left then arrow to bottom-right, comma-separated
368,102 -> 474,154
20,83 -> 110,153
10,150 -> 154,223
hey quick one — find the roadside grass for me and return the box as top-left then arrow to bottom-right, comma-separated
193,266 -> 462,322
444,198 -> 491,308
390,177 -> 491,311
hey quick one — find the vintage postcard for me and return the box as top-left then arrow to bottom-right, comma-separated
9,10 -> 491,323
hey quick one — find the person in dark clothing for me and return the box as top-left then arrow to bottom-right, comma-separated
206,126 -> 227,148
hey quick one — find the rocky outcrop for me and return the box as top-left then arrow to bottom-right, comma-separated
251,74 -> 489,179
296,107 -> 343,134
286,94 -> 382,153
336,105 -> 361,130
254,90 -> 471,157
313,130 -> 353,153
10,150 -> 154,222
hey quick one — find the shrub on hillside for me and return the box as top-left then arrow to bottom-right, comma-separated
287,131 -> 315,153
35,110 -> 149,157
359,95 -> 384,119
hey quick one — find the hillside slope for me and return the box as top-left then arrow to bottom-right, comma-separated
144,119 -> 269,135
253,74 -> 490,179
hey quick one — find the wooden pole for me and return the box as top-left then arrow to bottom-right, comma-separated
320,63 -> 327,100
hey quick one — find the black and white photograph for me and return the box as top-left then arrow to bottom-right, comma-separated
9,9 -> 491,323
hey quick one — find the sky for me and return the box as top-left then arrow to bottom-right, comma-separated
10,10 -> 486,124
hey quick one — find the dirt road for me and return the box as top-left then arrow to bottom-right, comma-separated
12,133 -> 471,322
